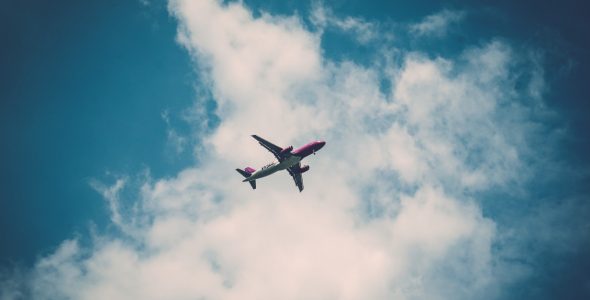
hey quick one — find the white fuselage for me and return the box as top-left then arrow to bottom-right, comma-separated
245,155 -> 302,181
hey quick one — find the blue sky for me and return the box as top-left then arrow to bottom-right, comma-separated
1,0 -> 589,299
1,0 -> 195,264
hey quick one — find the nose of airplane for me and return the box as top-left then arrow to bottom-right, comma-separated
318,140 -> 326,149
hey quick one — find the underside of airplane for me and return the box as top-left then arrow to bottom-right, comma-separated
235,135 -> 325,192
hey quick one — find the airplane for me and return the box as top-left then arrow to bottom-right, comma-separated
236,135 -> 326,192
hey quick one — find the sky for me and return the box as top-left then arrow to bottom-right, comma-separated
1,0 -> 589,299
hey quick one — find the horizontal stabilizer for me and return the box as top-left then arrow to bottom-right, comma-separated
236,168 -> 251,178
236,168 -> 257,190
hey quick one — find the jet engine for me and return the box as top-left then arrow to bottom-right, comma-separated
280,146 -> 293,155
299,165 -> 310,173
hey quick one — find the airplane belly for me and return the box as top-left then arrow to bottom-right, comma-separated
249,165 -> 280,180
247,156 -> 300,181
281,155 -> 302,168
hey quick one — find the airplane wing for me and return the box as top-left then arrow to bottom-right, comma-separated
252,135 -> 284,161
287,164 -> 304,192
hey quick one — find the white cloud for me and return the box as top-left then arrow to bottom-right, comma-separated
4,1 -> 550,299
162,110 -> 189,155
89,178 -> 139,237
410,9 -> 465,38
166,129 -> 188,154
311,4 -> 380,44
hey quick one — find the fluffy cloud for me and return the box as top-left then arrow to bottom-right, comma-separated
410,9 -> 465,38
310,4 -> 379,44
3,1 -> 551,299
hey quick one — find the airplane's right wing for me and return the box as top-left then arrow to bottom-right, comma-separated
252,135 -> 284,161
287,164 -> 304,192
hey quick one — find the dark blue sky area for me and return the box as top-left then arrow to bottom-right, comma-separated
0,0 -> 195,267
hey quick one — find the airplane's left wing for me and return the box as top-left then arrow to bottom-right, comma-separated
252,135 -> 284,161
287,164 -> 304,192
